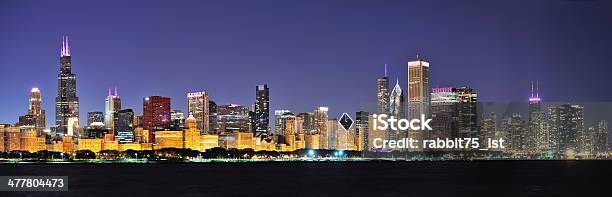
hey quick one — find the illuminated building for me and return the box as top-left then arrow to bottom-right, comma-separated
154,131 -> 184,149
183,115 -> 201,150
102,138 -> 118,151
479,112 -> 497,142
327,119 -> 338,149
355,111 -> 369,150
235,132 -> 254,150
20,126 -> 44,152
200,135 -> 219,151
407,55 -> 429,145
87,112 -> 104,127
143,96 -> 171,140
294,134 -> 306,150
140,143 -> 153,151
367,114 -> 386,150
457,87 -> 478,138
577,126 -> 596,156
104,87 -> 121,132
377,64 -> 390,115
274,109 -> 291,136
304,134 -> 320,149
118,143 -> 142,151
218,134 -> 236,149
208,100 -> 218,134
28,88 -> 45,131
216,104 -> 250,133
55,36 -> 80,136
115,109 -> 134,135
7,127 -> 21,151
187,91 -> 209,133
528,81 -> 546,152
255,84 -> 270,139
594,120 -> 608,156
430,87 -> 458,140
133,127 -> 148,143
314,107 -> 329,149
502,114 -> 526,153
389,79 -> 406,141
170,110 -> 185,130
281,112 -> 296,136
0,125 -> 4,152
116,131 -> 135,144
547,104 -> 583,156
85,123 -> 110,138
17,115 -> 36,127
296,112 -> 314,134
62,136 -> 74,154
78,138 -> 103,152
66,117 -> 79,136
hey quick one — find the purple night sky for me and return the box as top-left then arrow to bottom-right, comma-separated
1,0 -> 612,128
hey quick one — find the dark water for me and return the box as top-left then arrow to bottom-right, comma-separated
0,161 -> 609,197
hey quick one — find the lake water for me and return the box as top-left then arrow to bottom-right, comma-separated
0,161 -> 609,196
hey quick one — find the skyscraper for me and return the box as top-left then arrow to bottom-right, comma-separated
104,87 -> 121,131
355,111 -> 369,151
209,100 -> 218,134
547,104 -> 584,156
502,114 -> 527,153
389,79 -> 405,140
407,55 -> 429,144
274,109 -> 291,136
314,107 -> 329,149
528,81 -> 546,153
143,96 -> 171,141
430,87 -> 459,139
28,88 -> 45,131
255,84 -> 270,139
115,109 -> 134,133
457,87 -> 478,138
296,112 -> 314,134
187,91 -> 209,134
216,104 -> 250,133
594,120 -> 609,157
55,36 -> 79,135
170,110 -> 185,130
376,64 -> 390,115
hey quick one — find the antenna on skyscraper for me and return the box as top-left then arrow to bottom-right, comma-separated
536,80 -> 539,98
384,64 -> 388,77
108,88 -> 111,96
114,86 -> 118,97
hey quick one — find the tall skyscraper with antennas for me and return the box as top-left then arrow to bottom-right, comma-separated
529,80 -> 547,153
55,36 -> 79,136
105,87 -> 121,133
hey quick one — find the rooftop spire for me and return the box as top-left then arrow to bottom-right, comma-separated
108,88 -> 111,96
536,80 -> 539,98
114,86 -> 118,97
384,64 -> 388,77
61,36 -> 71,57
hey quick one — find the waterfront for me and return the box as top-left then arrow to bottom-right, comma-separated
0,161 -> 609,196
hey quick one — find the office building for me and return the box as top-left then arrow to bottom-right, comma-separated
254,84 -> 270,139
407,55 -> 429,144
187,91 -> 209,133
143,96 -> 171,141
55,36 -> 80,135
430,87 -> 458,139
104,87 -> 121,131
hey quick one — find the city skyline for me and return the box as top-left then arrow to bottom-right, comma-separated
2,1 -> 612,129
